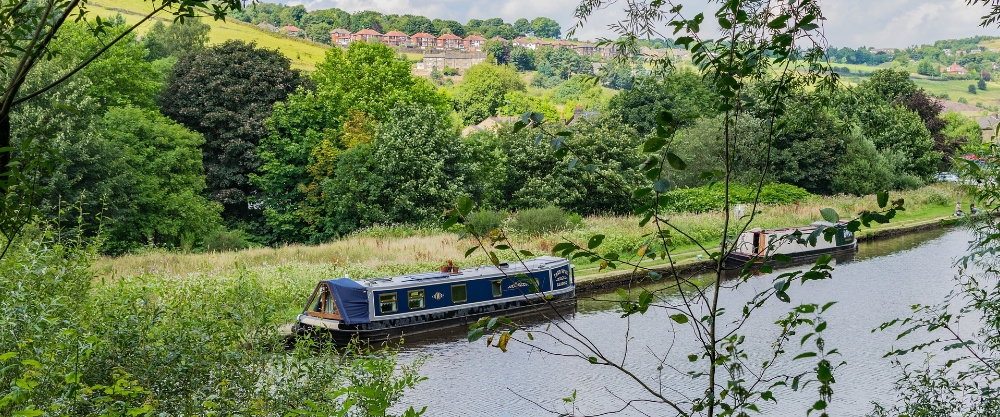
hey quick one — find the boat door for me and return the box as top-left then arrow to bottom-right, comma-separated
755,231 -> 766,256
303,283 -> 343,320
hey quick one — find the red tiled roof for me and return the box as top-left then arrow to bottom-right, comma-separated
438,33 -> 463,40
281,25 -> 301,32
411,32 -> 435,39
465,35 -> 487,41
355,29 -> 382,35
384,30 -> 408,37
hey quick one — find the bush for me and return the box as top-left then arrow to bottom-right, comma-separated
466,209 -> 507,235
969,84 -> 978,94
509,206 -> 572,235
202,227 -> 253,252
921,187 -> 952,206
660,183 -> 813,213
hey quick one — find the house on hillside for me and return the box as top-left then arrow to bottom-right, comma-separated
979,114 -> 1000,142
944,62 -> 968,75
353,29 -> 383,43
437,33 -> 464,50
411,32 -> 437,48
421,52 -> 487,72
280,25 -> 301,37
464,35 -> 487,51
574,42 -> 597,56
330,28 -> 352,46
513,37 -> 536,49
383,30 -> 409,46
257,22 -> 278,33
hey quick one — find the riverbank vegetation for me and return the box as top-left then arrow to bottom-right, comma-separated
95,183 -> 968,280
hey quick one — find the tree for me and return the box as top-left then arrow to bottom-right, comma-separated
143,19 -> 211,60
304,22 -> 334,44
971,84 -> 979,94
159,40 -> 304,230
320,104 -> 466,236
453,63 -> 527,125
279,4 -> 307,26
96,107 -> 222,253
534,46 -> 592,79
350,10 -> 382,32
254,41 -> 449,244
510,46 -> 535,71
483,39 -> 510,64
600,60 -> 635,90
513,18 -> 532,35
606,69 -> 716,136
917,60 -> 939,76
0,0 -> 242,263
979,78 -> 988,90
530,17 -> 561,39
432,19 -> 466,37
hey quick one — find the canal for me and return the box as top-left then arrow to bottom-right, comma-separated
396,227 -> 970,416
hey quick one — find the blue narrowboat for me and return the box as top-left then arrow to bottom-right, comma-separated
294,256 -> 575,343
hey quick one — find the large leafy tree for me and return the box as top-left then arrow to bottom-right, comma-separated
607,69 -> 716,136
318,104 -> 466,237
0,0 -> 243,259
159,40 -> 303,229
530,17 -> 561,38
253,41 -> 449,244
143,19 -> 211,60
96,107 -> 222,253
453,63 -> 526,125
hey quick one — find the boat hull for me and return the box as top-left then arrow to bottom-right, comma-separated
724,240 -> 858,269
294,290 -> 577,345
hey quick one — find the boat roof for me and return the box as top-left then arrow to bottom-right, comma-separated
330,256 -> 569,291
745,221 -> 843,235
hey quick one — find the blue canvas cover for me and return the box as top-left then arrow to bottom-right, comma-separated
325,278 -> 371,324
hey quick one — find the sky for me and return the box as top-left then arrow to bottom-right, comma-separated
283,0 -> 1000,48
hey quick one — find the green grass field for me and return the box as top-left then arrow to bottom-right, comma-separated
88,0 -> 330,70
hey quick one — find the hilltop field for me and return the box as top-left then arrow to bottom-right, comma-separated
87,0 -> 329,69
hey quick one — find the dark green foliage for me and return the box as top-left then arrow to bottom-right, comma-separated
917,60 -> 939,76
432,19 -> 466,37
607,69 -> 716,136
513,18 -> 531,35
484,39 -> 510,64
970,84 -> 978,94
979,78 -> 988,90
319,104 -> 466,237
865,69 -> 917,101
510,46 -> 535,71
831,130 -> 894,195
659,183 -> 812,213
601,61 -> 635,90
96,107 -> 222,253
143,19 -> 211,61
254,42 -> 448,244
159,40 -> 303,229
202,227 -> 253,252
530,17 -> 561,38
509,206 -> 572,235
465,209 -> 507,235
534,46 -> 592,79
494,119 -> 645,215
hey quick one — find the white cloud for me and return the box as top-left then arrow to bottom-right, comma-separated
281,0 -> 1000,47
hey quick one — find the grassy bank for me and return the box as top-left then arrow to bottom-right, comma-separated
96,184 -> 967,284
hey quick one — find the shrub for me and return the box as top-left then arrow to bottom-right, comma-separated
466,209 -> 507,235
921,187 -> 952,206
659,183 -> 813,213
202,227 -> 252,252
509,206 -> 571,235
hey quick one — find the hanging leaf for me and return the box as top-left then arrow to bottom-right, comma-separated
666,152 -> 687,171
819,208 -> 839,223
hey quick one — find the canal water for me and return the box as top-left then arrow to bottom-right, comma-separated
396,227 -> 972,416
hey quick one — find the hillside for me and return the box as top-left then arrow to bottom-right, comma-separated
87,0 -> 329,70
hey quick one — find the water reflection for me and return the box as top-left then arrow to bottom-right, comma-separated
398,227 -> 966,416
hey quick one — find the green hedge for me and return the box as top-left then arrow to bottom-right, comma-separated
660,183 -> 812,213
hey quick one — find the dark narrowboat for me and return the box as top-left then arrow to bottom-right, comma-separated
725,221 -> 857,268
294,256 -> 575,344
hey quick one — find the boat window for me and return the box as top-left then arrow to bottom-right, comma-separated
408,290 -> 425,309
451,284 -> 468,304
379,293 -> 398,314
491,280 -> 503,298
306,284 -> 341,319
